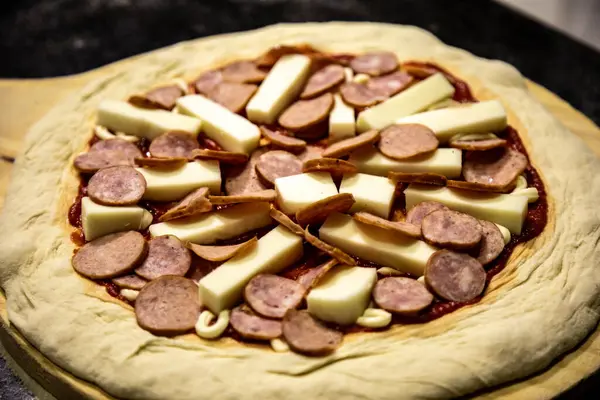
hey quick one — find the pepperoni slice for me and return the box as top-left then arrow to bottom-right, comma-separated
193,70 -> 223,94
300,64 -> 345,99
422,210 -> 483,250
209,189 -> 277,205
74,139 -> 142,173
297,259 -> 338,288
449,137 -> 507,151
87,166 -> 146,206
191,149 -> 249,164
282,309 -> 342,356
278,93 -> 334,131
187,237 -> 257,262
129,85 -> 183,110
244,274 -> 306,319
373,277 -> 434,314
463,148 -> 528,188
260,126 -> 307,153
225,147 -> 268,195
379,124 -> 439,160
304,228 -> 355,265
353,212 -> 422,239
135,157 -> 187,170
388,171 -> 447,186
112,274 -> 148,290
159,187 -> 212,222
425,250 -> 486,302
72,231 -> 147,279
207,82 -> 257,114
322,129 -> 380,158
255,150 -> 302,185
230,305 -> 282,340
406,201 -> 448,227
149,131 -> 199,159
135,276 -> 201,336
270,206 -> 304,236
339,82 -> 385,108
221,60 -> 267,83
366,71 -> 414,97
302,157 -> 358,174
135,235 -> 192,280
350,51 -> 398,76
476,220 -> 505,265
446,180 -> 513,193
296,193 -> 355,226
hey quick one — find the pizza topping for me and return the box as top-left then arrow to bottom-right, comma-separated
282,309 -> 342,356
388,171 -> 448,186
149,131 -> 200,159
191,149 -> 249,164
193,70 -> 223,94
278,93 -> 334,131
366,71 -> 414,97
244,274 -> 306,319
421,209 -> 482,250
256,150 -> 303,185
446,180 -> 513,193
206,82 -> 258,114
269,206 -> 304,236
405,201 -> 448,227
230,305 -> 283,340
259,126 -> 307,153
135,276 -> 201,335
295,193 -> 355,227
449,133 -> 507,151
373,277 -> 434,314
112,274 -> 148,290
300,64 -> 345,99
304,227 -> 355,265
476,220 -> 506,265
87,166 -> 146,206
463,148 -> 528,188
74,139 -> 142,173
129,84 -> 184,110
221,60 -> 267,83
322,129 -> 380,158
350,51 -> 398,76
209,189 -> 277,205
135,235 -> 192,280
94,125 -> 116,140
352,212 -> 422,239
339,82 -> 385,108
270,338 -> 290,352
72,231 -> 147,279
195,310 -> 231,339
379,124 -> 439,160
302,157 -> 358,174
187,237 -> 258,262
425,250 -> 486,302
225,147 -> 268,195
356,307 -> 392,328
121,288 -> 140,302
158,187 -> 212,222
297,259 -> 338,288
134,157 -> 188,170
297,144 -> 324,162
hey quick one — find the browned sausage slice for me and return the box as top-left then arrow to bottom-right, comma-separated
388,171 -> 447,186
278,93 -> 334,131
260,126 -> 307,153
282,309 -> 342,356
135,276 -> 201,336
87,166 -> 146,206
476,220 -> 505,265
112,274 -> 148,290
191,149 -> 249,164
159,187 -> 212,222
449,137 -> 507,151
298,145 -> 324,162
187,237 -> 257,262
255,150 -> 302,185
244,274 -> 306,319
366,71 -> 414,97
209,189 -> 276,205
129,85 -> 184,110
446,180 -> 514,193
72,231 -> 147,279
350,51 -> 398,76
304,228 -> 355,265
353,212 -> 422,239
135,235 -> 192,280
296,193 -> 355,226
149,131 -> 200,159
225,147 -> 268,195
463,148 -> 528,188
373,277 -> 434,314
406,201 -> 448,227
134,157 -> 188,170
339,82 -> 385,108
270,206 -> 304,236
379,124 -> 439,160
421,209 -> 482,250
297,259 -> 338,288
425,250 -> 486,302
74,139 -> 142,173
221,60 -> 267,83
302,157 -> 358,174
322,129 -> 380,158
193,70 -> 223,95
207,82 -> 258,114
230,305 -> 282,340
300,64 -> 345,99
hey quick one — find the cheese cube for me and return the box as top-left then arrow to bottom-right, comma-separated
198,225 -> 304,313
339,173 -> 395,218
177,95 -> 260,154
356,73 -> 455,132
137,161 -> 221,201
246,54 -> 311,124
404,184 -> 528,234
97,100 -> 202,139
275,172 -> 338,215
396,100 -> 507,142
319,213 -> 437,276
329,94 -> 356,143
307,265 -> 377,325
148,202 -> 272,244
81,197 -> 153,241
349,147 -> 462,178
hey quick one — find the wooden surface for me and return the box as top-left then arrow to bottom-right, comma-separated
0,70 -> 599,399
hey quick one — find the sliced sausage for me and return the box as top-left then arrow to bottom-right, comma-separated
366,71 -> 414,97
206,82 -> 257,114
149,131 -> 200,159
135,157 -> 187,170
255,150 -> 302,185
353,212 -> 421,239
191,149 -> 249,164
388,171 -> 447,186
463,148 -> 528,188
446,180 -> 513,193
225,147 -> 268,195
135,276 -> 201,336
373,277 -> 434,314
421,209 -> 483,250
72,231 -> 147,279
244,274 -> 306,319
270,206 -> 304,236
449,137 -> 507,151
304,228 -> 355,265
300,64 -> 345,99
260,126 -> 306,153
187,237 -> 257,262
193,70 -> 223,95
112,274 -> 148,290
209,189 -> 276,205
298,145 -> 324,162
302,157 -> 358,174
129,84 -> 183,110
297,259 -> 338,288
425,250 -> 486,302
339,82 -> 385,108
379,124 -> 439,160
87,166 -> 146,206
135,235 -> 192,280
350,51 -> 398,76
159,187 -> 212,222
230,305 -> 282,340
406,201 -> 448,227
278,93 -> 334,131
282,309 -> 342,356
74,139 -> 142,173
221,60 -> 267,83
476,220 -> 505,265
322,129 -> 380,158
295,193 -> 355,226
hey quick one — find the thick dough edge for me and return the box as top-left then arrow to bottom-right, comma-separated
0,22 -> 599,399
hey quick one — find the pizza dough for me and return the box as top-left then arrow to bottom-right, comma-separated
0,23 -> 599,400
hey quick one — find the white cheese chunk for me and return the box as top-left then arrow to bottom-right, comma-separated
97,100 -> 201,140
137,161 -> 221,201
339,173 -> 395,218
319,213 -> 437,276
343,68 -> 354,82
275,172 -> 338,215
149,202 -> 272,244
120,289 -> 139,302
198,225 -> 304,313
329,94 -> 356,143
356,73 -> 455,132
307,265 -> 377,325
177,95 -> 260,154
246,54 -> 311,124
356,308 -> 392,328
404,184 -> 528,234
81,197 -> 152,241
495,223 -> 511,245
349,147 -> 462,178
396,100 -> 507,142
353,73 -> 370,84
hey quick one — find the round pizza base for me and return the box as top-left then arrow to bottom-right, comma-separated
0,22 -> 599,399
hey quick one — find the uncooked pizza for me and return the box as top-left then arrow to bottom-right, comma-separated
1,23 -> 599,400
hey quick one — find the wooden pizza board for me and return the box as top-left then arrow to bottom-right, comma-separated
0,63 -> 599,399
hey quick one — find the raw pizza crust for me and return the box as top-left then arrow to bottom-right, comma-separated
0,22 -> 599,399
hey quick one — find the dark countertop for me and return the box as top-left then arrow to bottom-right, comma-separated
1,1 -> 599,399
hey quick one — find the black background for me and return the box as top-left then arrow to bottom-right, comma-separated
1,0 -> 600,398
